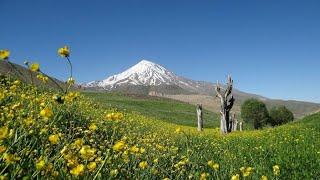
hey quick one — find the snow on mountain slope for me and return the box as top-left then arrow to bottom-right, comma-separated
85,60 -> 202,91
84,59 -> 266,98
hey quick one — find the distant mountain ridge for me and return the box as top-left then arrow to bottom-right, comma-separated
84,60 -> 267,99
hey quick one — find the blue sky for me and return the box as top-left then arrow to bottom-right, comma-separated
1,0 -> 320,102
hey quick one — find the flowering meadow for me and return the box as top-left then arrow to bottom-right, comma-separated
0,48 -> 319,179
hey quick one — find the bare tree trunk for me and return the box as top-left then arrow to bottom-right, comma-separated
239,122 -> 243,131
231,113 -> 238,131
196,104 -> 203,131
215,75 -> 235,134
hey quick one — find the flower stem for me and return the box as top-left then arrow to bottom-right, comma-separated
66,57 -> 73,78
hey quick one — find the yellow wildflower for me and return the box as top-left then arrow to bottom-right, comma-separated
70,164 -> 85,177
200,173 -> 209,180
153,158 -> 159,164
151,167 -> 158,175
29,63 -> 40,72
48,134 -> 60,145
261,175 -> 268,180
3,153 -> 20,164
110,169 -> 118,177
0,126 -> 9,140
0,91 -> 4,100
67,77 -> 75,85
36,159 -> 46,170
37,74 -> 48,83
58,46 -> 70,57
24,117 -> 34,126
0,49 -> 10,60
175,127 -> 181,133
87,162 -> 97,171
273,165 -> 280,176
89,123 -> 97,131
80,145 -> 96,159
40,128 -> 48,135
212,163 -> 219,171
40,107 -> 53,119
0,145 -> 7,154
9,129 -> 14,138
208,160 -> 219,171
130,145 -> 140,154
140,147 -> 146,154
106,112 -> 124,120
74,138 -> 84,148
113,140 -> 125,151
231,174 -> 240,180
114,112 -> 123,119
240,167 -> 254,177
138,161 -> 148,169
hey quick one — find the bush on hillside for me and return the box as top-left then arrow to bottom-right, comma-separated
241,99 -> 269,129
269,106 -> 294,126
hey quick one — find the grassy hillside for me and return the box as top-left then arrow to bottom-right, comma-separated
1,77 -> 319,179
0,60 -> 77,91
83,92 -> 220,128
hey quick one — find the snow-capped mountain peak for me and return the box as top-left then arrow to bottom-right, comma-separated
85,59 -> 179,88
83,59 -> 267,98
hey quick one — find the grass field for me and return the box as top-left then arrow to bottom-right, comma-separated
1,77 -> 319,179
84,91 -> 220,128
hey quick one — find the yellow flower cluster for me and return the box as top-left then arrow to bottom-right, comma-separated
261,175 -> 268,180
40,107 -> 53,120
138,161 -> 148,169
29,63 -> 40,72
67,77 -> 75,85
106,112 -> 124,120
0,126 -> 9,140
174,127 -> 182,133
0,49 -> 10,60
174,156 -> 189,169
231,174 -> 240,180
35,157 -> 46,170
37,74 -> 49,83
70,164 -> 85,176
58,46 -> 70,57
113,140 -> 126,151
240,166 -> 254,177
273,165 -> 280,176
64,92 -> 80,102
200,172 -> 210,180
79,145 -> 96,160
208,160 -> 219,171
48,134 -> 60,145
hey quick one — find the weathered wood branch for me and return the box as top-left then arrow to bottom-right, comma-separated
215,75 -> 235,134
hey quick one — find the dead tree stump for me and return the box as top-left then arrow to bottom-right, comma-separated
196,104 -> 203,131
239,122 -> 243,131
231,113 -> 238,131
215,75 -> 235,134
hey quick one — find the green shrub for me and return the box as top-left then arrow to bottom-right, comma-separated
269,106 -> 294,126
241,99 -> 269,129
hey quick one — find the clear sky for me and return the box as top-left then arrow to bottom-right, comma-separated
1,0 -> 320,102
